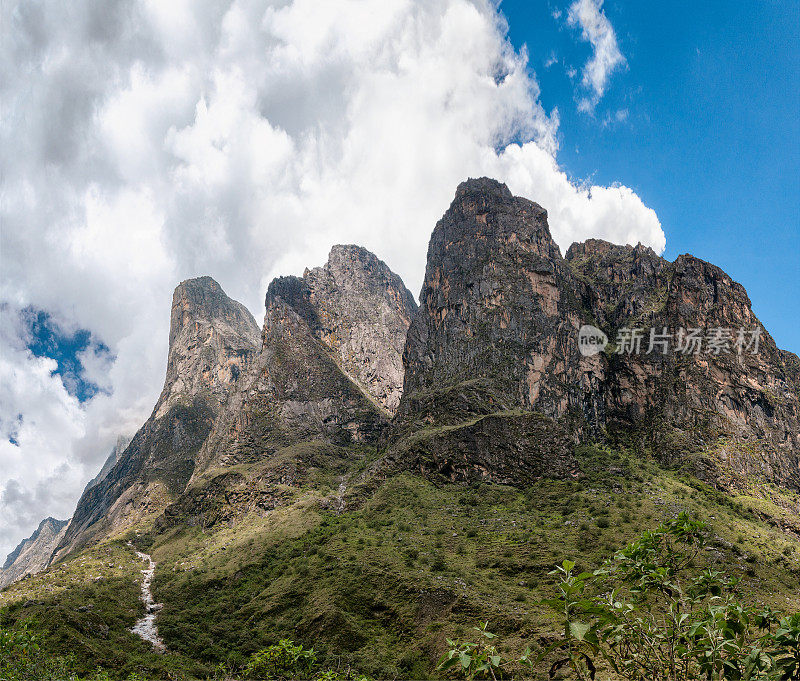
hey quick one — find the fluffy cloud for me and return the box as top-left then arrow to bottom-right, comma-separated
0,0 -> 664,559
567,0 -> 626,112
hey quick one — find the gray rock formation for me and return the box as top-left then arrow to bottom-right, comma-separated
567,238 -> 800,488
189,261 -> 396,479
53,277 -> 261,560
396,177 -> 800,490
46,179 -> 800,565
401,177 -> 586,420
0,518 -> 68,589
155,276 -> 262,418
82,435 -> 133,495
265,245 -> 416,414
55,250 -> 413,556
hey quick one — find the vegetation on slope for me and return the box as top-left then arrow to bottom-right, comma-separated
1,444 -> 798,679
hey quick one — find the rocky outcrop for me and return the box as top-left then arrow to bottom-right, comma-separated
189,281 -> 387,479
567,241 -> 800,487
396,178 -> 800,490
54,278 -> 261,559
394,178 -> 585,482
401,178 -> 589,420
266,245 -> 416,414
154,276 -> 261,418
0,518 -> 68,589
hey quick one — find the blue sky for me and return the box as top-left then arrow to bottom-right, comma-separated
23,310 -> 108,404
502,0 -> 800,354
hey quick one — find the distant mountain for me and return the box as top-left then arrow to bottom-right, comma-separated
81,435 -> 133,495
0,517 -> 69,589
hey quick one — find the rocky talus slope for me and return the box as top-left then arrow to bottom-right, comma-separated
0,518 -> 69,589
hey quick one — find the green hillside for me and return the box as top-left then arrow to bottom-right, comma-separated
2,442 -> 798,679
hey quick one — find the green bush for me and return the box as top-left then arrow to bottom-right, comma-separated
242,639 -> 317,680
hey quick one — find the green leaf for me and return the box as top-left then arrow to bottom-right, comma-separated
563,559 -> 576,572
569,621 -> 591,642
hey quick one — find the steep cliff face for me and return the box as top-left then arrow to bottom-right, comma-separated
396,178 -> 799,491
54,278 -> 261,559
394,178 -> 585,483
155,276 -> 262,418
266,245 -> 416,415
401,178 -> 587,420
171,248 -> 411,516
188,294 -> 386,479
82,435 -> 133,495
567,241 -> 800,488
0,518 -> 68,589
48,179 -> 800,567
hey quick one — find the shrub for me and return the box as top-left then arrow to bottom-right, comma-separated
441,513 -> 800,680
242,639 -> 317,680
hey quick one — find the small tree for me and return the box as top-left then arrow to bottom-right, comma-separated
242,639 -> 317,680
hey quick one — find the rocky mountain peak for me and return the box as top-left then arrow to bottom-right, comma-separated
156,276 -> 261,418
398,179 -> 800,491
266,245 -> 416,414
453,176 -> 514,202
401,179 -> 581,420
440,177 -> 559,261
0,517 -> 69,589
54,278 -> 261,560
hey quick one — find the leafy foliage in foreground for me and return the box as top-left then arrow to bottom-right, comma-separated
440,513 -> 800,680
0,621 -> 146,681
0,626 -> 372,681
230,639 -> 373,680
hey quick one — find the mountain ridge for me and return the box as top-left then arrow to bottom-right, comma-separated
0,517 -> 69,589
6,177 -> 799,614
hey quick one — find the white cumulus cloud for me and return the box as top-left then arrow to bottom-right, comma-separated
0,0 -> 664,559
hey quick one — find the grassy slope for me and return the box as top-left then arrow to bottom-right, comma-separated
1,444 -> 799,679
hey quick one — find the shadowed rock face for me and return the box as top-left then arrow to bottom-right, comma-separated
187,245 -> 413,480
51,252 -> 412,566
0,518 -> 69,589
394,178 -> 588,483
82,435 -> 133,495
568,241 -> 800,488
398,178 -> 800,490
53,278 -> 262,560
401,178 -> 593,419
188,294 -> 386,479
266,245 -> 417,415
